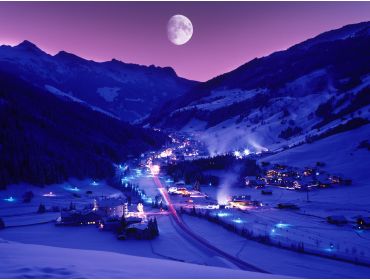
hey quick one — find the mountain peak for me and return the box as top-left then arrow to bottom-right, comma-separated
15,40 -> 43,53
54,50 -> 90,63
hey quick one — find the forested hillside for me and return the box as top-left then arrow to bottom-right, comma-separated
0,72 -> 167,188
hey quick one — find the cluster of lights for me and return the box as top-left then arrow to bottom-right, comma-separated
233,149 -> 251,159
151,165 -> 160,175
158,148 -> 173,158
233,147 -> 269,159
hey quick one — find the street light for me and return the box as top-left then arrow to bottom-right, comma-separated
151,165 -> 160,175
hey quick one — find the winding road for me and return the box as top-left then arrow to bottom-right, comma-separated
150,167 -> 267,273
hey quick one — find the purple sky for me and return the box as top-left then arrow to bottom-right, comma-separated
0,2 -> 369,81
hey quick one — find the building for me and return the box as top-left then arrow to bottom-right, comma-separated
327,215 -> 348,225
96,196 -> 126,218
56,210 -> 101,226
124,222 -> 151,239
357,217 -> 370,229
277,203 -> 299,210
245,176 -> 266,188
261,190 -> 272,195
229,195 -> 253,210
100,217 -> 122,231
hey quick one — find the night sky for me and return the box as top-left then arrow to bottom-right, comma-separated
0,1 -> 369,81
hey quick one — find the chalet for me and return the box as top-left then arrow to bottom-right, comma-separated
357,217 -> 370,229
327,215 -> 348,225
168,182 -> 191,196
245,176 -> 266,188
100,217 -> 122,231
125,216 -> 143,226
232,195 -> 251,202
303,167 -> 316,176
124,222 -> 152,239
56,210 -> 101,226
277,203 -> 299,210
261,190 -> 272,195
317,178 -> 332,188
229,195 -> 256,210
96,197 -> 126,218
329,175 -> 343,184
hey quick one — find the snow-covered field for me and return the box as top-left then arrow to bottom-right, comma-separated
0,179 -> 121,226
0,178 -> 262,278
261,124 -> 370,185
198,180 -> 370,266
182,215 -> 370,278
0,240 -> 275,279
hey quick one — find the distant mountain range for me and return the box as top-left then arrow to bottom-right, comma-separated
0,41 -> 198,123
1,21 -> 369,187
145,21 -> 370,154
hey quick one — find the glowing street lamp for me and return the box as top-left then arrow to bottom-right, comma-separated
151,165 -> 160,175
233,150 -> 241,158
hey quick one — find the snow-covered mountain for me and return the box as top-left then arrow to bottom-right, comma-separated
0,41 -> 197,122
146,21 -> 370,155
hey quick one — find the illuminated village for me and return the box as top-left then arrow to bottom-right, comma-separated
0,4 -> 369,278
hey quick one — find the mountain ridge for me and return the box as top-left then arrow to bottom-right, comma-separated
144,21 -> 370,155
0,40 -> 198,123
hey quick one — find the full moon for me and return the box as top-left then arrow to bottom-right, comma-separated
167,15 -> 193,45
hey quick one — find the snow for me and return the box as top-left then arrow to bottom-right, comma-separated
0,240 -> 275,279
174,88 -> 267,113
182,215 -> 370,278
97,87 -> 120,102
0,178 -> 266,275
0,179 -> 121,226
45,85 -> 120,119
262,124 -> 370,185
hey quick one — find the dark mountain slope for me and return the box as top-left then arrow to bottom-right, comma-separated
144,21 -> 370,155
147,21 -> 370,130
0,72 -> 167,188
0,41 -> 198,123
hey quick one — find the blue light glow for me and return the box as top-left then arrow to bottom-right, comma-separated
65,186 -> 80,192
4,196 -> 16,202
217,212 -> 230,217
275,222 -> 291,229
232,218 -> 244,224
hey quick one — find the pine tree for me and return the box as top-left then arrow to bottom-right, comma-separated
0,218 -> 5,229
153,217 -> 159,236
69,202 -> 76,211
37,203 -> 46,214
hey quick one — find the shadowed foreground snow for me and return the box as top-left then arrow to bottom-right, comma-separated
0,240 -> 279,279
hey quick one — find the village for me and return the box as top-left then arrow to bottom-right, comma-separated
1,138 -> 370,275
55,194 -> 159,240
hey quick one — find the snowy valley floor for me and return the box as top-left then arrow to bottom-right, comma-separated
0,240 -> 276,279
1,158 -> 370,278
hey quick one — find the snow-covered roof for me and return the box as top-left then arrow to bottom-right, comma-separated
126,222 -> 148,231
98,198 -> 125,208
